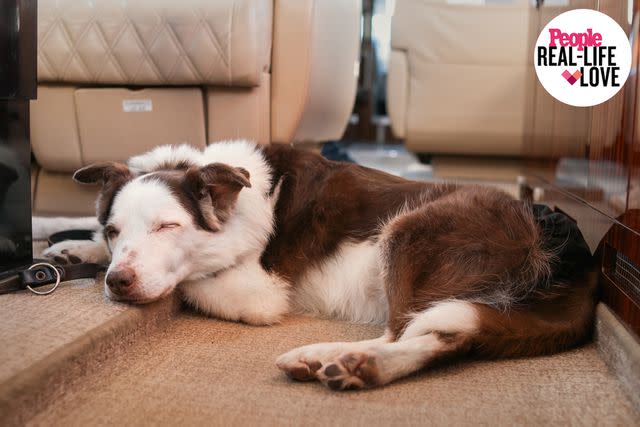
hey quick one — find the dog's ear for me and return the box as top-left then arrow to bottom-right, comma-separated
185,163 -> 251,226
73,162 -> 133,224
73,162 -> 132,186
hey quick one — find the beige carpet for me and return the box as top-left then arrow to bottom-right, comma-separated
28,311 -> 639,426
0,242 -> 147,383
0,242 -> 178,425
0,275 -> 116,384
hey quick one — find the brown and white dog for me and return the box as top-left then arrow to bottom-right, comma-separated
42,140 -> 595,391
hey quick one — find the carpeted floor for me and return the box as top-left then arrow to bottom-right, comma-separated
0,243 -> 165,385
0,243 -> 178,425
27,311 -> 639,426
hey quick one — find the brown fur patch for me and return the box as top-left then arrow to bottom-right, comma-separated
469,273 -> 596,358
185,164 -> 251,223
73,162 -> 133,225
151,159 -> 195,172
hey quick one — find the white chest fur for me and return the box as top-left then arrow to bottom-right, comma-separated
293,241 -> 388,324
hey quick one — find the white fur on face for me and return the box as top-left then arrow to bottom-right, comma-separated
105,178 -> 207,302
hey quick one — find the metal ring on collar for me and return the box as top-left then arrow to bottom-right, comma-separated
26,262 -> 61,295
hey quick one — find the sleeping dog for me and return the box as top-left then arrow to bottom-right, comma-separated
43,140 -> 595,391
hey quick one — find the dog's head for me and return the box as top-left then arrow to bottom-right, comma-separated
74,161 -> 251,303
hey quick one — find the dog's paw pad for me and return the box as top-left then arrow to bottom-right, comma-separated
276,358 -> 322,382
317,352 -> 380,391
323,363 -> 342,377
43,242 -> 91,265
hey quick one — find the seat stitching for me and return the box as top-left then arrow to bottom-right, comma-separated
164,19 -> 201,82
37,49 -> 57,80
107,15 -> 138,82
200,16 -> 229,76
92,19 -> 128,82
188,7 -> 223,83
58,18 -> 93,82
127,15 -> 164,83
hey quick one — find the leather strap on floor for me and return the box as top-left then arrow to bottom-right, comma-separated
0,260 -> 104,295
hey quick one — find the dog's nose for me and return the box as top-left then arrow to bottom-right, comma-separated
106,268 -> 136,293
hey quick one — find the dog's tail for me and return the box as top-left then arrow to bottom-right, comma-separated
470,204 -> 597,358
471,272 -> 597,358
32,216 -> 99,240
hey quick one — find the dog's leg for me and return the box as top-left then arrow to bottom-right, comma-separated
277,301 -> 476,389
311,300 -> 478,390
43,231 -> 110,265
180,258 -> 290,326
285,289 -> 593,391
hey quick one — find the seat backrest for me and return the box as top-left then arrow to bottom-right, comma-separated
388,0 -> 535,155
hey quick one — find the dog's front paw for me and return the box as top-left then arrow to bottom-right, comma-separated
43,240 -> 109,265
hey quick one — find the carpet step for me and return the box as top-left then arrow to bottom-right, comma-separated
0,276 -> 179,426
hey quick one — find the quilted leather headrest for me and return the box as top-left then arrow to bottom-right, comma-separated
37,0 -> 272,87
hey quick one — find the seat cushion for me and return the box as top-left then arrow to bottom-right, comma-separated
31,86 -> 207,171
37,0 -> 272,86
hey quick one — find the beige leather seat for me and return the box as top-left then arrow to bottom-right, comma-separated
31,0 -> 361,215
387,0 -> 590,157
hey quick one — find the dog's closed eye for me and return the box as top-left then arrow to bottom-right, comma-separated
154,223 -> 181,232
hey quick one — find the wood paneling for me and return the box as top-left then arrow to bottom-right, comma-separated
526,0 -> 640,336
